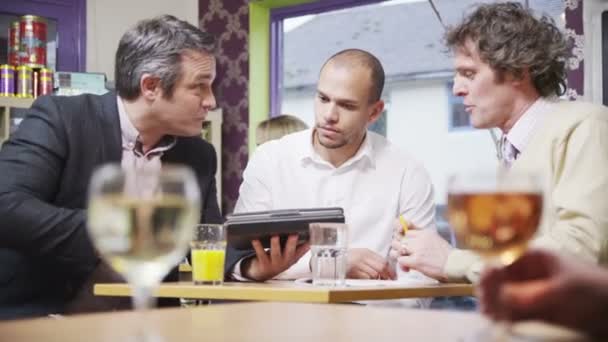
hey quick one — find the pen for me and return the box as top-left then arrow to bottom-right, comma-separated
385,216 -> 408,279
399,215 -> 409,236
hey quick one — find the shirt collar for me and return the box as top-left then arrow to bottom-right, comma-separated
298,128 -> 375,169
117,96 -> 139,147
505,97 -> 554,153
116,96 -> 177,158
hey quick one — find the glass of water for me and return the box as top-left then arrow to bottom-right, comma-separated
309,222 -> 348,287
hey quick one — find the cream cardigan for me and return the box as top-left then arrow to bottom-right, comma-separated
445,100 -> 608,283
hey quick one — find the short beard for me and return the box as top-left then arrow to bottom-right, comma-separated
315,129 -> 346,149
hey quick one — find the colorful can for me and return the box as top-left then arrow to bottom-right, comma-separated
0,65 -> 15,97
16,65 -> 33,98
39,68 -> 53,96
19,15 -> 47,68
8,21 -> 20,66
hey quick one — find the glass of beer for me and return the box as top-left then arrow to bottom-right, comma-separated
87,163 -> 200,312
448,169 -> 543,340
447,169 -> 543,265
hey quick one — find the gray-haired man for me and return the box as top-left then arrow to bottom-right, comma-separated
0,15 -> 290,319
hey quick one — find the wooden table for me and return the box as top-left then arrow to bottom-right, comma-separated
94,280 -> 474,303
0,302 -> 587,342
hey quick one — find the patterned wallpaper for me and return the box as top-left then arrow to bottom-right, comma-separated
564,0 -> 584,99
199,0 -> 249,214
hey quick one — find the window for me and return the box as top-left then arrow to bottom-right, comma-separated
368,96 -> 389,137
447,82 -> 471,131
273,0 -> 565,207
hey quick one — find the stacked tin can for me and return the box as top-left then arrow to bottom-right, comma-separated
8,21 -> 19,67
19,15 -> 47,68
15,66 -> 33,98
0,65 -> 15,97
38,68 -> 53,96
2,15 -> 52,98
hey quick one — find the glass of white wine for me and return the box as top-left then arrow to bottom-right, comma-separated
447,169 -> 543,339
87,163 -> 200,312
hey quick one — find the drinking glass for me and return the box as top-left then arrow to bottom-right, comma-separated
447,169 -> 543,339
447,169 -> 543,265
191,223 -> 226,285
309,222 -> 348,287
87,163 -> 200,312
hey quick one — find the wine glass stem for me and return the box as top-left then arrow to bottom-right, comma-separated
133,285 -> 156,311
129,285 -> 160,341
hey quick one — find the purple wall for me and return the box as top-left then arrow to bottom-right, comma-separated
564,0 -> 584,99
199,0 -> 249,214
0,0 -> 86,72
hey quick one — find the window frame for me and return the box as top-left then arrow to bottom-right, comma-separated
446,81 -> 472,132
269,0 -> 385,116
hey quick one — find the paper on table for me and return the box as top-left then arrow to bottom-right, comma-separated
294,278 -> 401,287
345,279 -> 414,287
294,271 -> 438,287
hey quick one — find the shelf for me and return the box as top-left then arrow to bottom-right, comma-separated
0,97 -> 35,143
0,97 -> 35,109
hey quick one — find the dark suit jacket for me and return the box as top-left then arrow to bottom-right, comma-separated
0,92 -> 247,319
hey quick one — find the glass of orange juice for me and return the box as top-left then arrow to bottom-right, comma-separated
190,224 -> 226,285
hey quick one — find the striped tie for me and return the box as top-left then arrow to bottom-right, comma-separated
501,135 -> 520,168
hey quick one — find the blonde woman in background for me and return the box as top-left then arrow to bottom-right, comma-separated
256,114 -> 308,146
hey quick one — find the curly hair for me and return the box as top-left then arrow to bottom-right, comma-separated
445,2 -> 569,97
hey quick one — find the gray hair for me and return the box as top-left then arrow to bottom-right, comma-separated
115,15 -> 216,100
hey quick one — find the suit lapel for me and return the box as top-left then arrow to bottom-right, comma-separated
161,138 -> 183,165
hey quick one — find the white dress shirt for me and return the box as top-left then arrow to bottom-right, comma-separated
116,96 -> 176,195
234,129 -> 436,279
505,97 -> 554,156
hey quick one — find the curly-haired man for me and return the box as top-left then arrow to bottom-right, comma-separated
390,2 -> 608,284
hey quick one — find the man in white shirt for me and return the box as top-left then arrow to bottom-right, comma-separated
390,2 -> 608,283
234,49 -> 436,281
